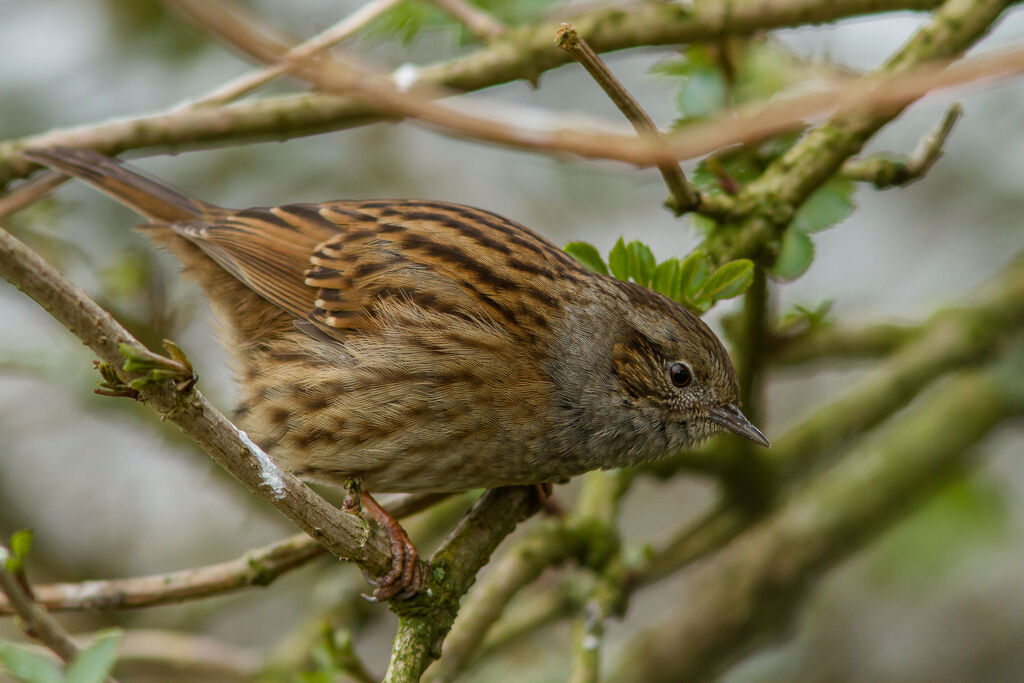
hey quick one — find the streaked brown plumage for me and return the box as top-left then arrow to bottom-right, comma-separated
24,146 -> 768,598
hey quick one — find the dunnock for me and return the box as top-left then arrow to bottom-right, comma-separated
24,147 -> 768,598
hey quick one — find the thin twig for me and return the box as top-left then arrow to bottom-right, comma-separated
0,547 -> 82,664
0,493 -> 450,616
842,102 -> 964,187
182,0 -> 404,108
0,170 -> 68,219
424,0 -> 506,41
556,23 -> 701,215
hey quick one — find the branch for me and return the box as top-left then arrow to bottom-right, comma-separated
0,222 -> 403,585
383,487 -> 540,683
608,363 -> 1024,681
767,321 -> 920,366
154,0 -> 1024,191
842,102 -> 963,187
182,0 -> 405,108
0,493 -> 449,616
555,23 -> 703,215
0,0 -> 986,187
707,0 -> 1014,264
0,547 -> 81,664
424,470 -> 631,682
667,256 -> 1024,479
116,630 -> 259,681
641,255 -> 1024,582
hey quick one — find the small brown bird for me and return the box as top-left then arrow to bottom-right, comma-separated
25,147 -> 768,598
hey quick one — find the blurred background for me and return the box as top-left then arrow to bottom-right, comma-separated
1,1 -> 1023,680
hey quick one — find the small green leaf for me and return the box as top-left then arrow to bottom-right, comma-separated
791,177 -> 856,234
626,241 -> 656,287
608,237 -> 628,281
702,260 -> 755,302
652,259 -> 680,299
676,67 -> 727,120
772,228 -> 815,282
678,251 -> 711,301
66,630 -> 122,683
563,242 -> 609,275
0,642 -> 63,683
6,530 -> 33,573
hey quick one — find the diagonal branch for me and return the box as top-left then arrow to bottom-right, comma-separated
0,221 -> 398,583
555,23 -> 705,216
0,0 -> 997,187
706,0 -> 1015,264
384,487 -> 540,683
0,547 -> 84,665
182,0 -> 405,108
842,101 -> 963,187
609,363 -> 1024,681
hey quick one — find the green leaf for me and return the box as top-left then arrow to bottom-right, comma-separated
689,214 -> 718,238
607,237 -> 628,281
771,228 -> 815,282
65,630 -> 122,683
563,242 -> 609,275
676,67 -> 727,120
678,251 -> 711,301
702,260 -> 755,302
652,259 -> 680,299
626,241 -> 656,287
791,177 -> 856,234
0,641 -> 63,683
6,529 -> 33,573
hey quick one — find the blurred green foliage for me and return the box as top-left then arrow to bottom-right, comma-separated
0,630 -> 122,683
365,0 -> 557,44
868,475 -> 1010,594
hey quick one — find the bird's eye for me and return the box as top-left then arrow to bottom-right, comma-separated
669,362 -> 692,388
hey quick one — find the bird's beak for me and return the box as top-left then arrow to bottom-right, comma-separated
708,404 -> 771,448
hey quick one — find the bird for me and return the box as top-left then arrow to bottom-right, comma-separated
23,146 -> 769,599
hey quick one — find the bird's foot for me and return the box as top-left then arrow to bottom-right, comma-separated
353,491 -> 422,601
533,482 -> 564,516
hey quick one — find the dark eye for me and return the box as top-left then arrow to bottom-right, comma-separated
670,362 -> 692,388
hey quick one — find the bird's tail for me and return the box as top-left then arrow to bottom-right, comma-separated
22,146 -> 219,223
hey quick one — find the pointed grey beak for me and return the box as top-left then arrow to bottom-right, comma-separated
708,404 -> 771,448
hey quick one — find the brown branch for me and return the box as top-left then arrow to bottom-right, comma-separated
384,488 -> 540,683
161,4 -> 1024,179
0,547 -> 82,664
555,23 -> 703,216
116,630 -> 260,681
183,0 -> 405,108
3,1 -> 1014,188
0,171 -> 68,219
0,535 -> 321,616
842,102 -> 964,187
0,493 -> 449,616
0,222 -> 403,586
609,365 -> 1024,682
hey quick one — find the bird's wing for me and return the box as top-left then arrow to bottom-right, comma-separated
174,199 -> 585,341
301,200 -> 584,341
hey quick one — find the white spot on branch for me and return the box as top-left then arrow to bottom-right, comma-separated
237,427 -> 286,498
393,63 -> 421,92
